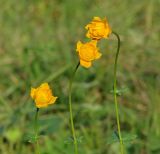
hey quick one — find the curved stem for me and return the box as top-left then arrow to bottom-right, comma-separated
35,108 -> 40,154
112,31 -> 124,154
69,62 -> 80,154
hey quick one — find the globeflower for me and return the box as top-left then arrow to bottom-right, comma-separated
85,16 -> 112,40
30,83 -> 57,108
76,40 -> 102,68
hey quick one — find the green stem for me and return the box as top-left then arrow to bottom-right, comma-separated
35,108 -> 40,154
69,62 -> 80,154
112,31 -> 124,154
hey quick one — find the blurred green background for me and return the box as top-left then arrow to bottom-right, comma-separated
0,0 -> 160,154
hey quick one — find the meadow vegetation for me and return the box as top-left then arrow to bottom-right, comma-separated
0,0 -> 160,153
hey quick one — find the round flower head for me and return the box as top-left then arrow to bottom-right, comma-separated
85,16 -> 112,40
76,40 -> 102,68
30,83 -> 57,108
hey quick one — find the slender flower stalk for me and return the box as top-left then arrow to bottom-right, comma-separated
68,62 -> 80,154
112,31 -> 124,154
30,83 -> 57,154
74,16 -> 124,153
34,108 -> 40,154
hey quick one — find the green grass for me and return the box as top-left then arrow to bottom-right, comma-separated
0,0 -> 160,153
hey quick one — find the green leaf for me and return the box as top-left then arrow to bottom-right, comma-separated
122,133 -> 137,142
64,137 -> 73,145
23,133 -> 46,143
23,133 -> 36,143
110,87 -> 129,96
107,131 -> 137,145
4,127 -> 22,143
64,136 -> 84,145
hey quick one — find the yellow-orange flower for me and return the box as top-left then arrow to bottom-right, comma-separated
76,40 -> 102,68
85,17 -> 112,40
30,83 -> 57,108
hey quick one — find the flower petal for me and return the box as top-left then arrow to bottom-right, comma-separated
93,16 -> 101,21
80,59 -> 92,68
36,103 -> 48,108
76,41 -> 82,52
86,31 -> 91,38
49,96 -> 58,104
85,24 -> 90,30
90,40 -> 98,46
95,52 -> 102,59
40,83 -> 49,89
30,88 -> 36,99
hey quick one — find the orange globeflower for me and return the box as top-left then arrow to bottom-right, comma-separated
85,16 -> 112,40
76,40 -> 102,68
30,83 -> 57,108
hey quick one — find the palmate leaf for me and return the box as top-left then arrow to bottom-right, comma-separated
27,136 -> 37,143
23,133 -> 45,143
107,131 -> 137,145
64,137 -> 73,145
110,87 -> 129,96
23,133 -> 37,143
64,136 -> 84,145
